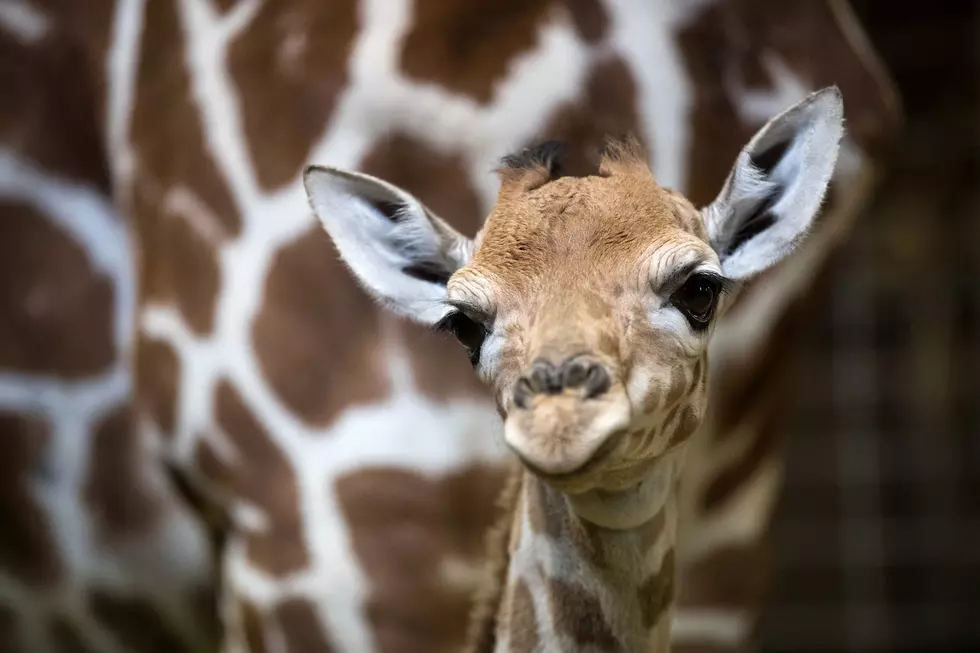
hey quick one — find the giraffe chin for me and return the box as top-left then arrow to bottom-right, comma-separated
567,446 -> 685,530
502,387 -> 633,492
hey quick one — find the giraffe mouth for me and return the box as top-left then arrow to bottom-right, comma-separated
518,428 -> 627,492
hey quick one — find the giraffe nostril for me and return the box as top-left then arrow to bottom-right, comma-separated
530,362 -> 561,395
562,361 -> 588,388
517,358 -> 611,403
583,364 -> 611,399
513,377 -> 534,409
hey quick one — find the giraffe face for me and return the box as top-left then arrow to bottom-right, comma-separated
306,88 -> 844,494
439,144 -> 726,490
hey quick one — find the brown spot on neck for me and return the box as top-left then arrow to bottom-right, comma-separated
194,379 -> 309,576
547,577 -> 622,651
130,0 -> 240,236
0,25 -> 109,191
134,334 -> 181,435
526,473 -> 567,541
506,580 -> 540,653
0,411 -> 63,587
566,0 -> 611,44
239,599 -> 267,653
638,549 -> 675,629
0,201 -> 114,377
133,186 -> 223,336
274,599 -> 338,653
337,464 -> 509,653
462,464 -> 522,653
229,0 -> 357,190
83,402 -> 164,541
252,226 -> 390,427
130,0 -> 239,336
400,0 -> 552,104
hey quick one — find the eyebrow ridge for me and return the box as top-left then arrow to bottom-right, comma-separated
657,261 -> 734,297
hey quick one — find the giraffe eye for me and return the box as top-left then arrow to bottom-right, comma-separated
434,310 -> 488,365
671,273 -> 722,330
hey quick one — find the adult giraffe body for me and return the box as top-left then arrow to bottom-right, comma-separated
0,1 -> 898,652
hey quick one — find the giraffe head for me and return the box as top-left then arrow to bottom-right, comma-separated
305,88 -> 842,509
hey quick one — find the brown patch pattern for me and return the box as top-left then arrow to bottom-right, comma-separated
336,464 -> 507,653
83,402 -> 164,541
534,55 -> 649,177
130,0 -> 239,235
133,182 -> 223,336
527,475 -> 566,541
507,580 -> 539,652
0,24 -> 110,190
134,334 -> 181,435
212,0 -> 241,12
89,590 -> 192,653
195,379 -> 308,576
638,549 -> 676,628
252,226 -> 390,427
675,6 -> 761,208
548,577 -> 621,651
228,0 -> 357,190
240,600 -> 267,653
0,411 -> 63,587
130,0 -> 238,335
400,0 -> 552,104
0,201 -> 115,377
461,464 -> 522,653
274,598 -> 337,653
565,0 -> 610,44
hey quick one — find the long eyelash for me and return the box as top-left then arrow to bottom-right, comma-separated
431,310 -> 460,335
696,271 -> 738,296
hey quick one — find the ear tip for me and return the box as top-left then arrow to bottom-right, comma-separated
812,86 -> 845,115
303,164 -> 327,189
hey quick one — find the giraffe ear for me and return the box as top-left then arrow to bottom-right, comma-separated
703,86 -> 844,280
304,165 -> 474,325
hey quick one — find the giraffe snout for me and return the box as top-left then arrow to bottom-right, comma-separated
513,356 -> 611,409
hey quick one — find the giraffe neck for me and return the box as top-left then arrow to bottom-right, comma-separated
493,450 -> 683,653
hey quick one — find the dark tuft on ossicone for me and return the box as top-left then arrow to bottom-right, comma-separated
499,140 -> 566,176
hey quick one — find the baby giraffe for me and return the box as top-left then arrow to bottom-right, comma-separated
305,88 -> 843,652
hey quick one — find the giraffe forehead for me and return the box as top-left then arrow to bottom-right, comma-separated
471,175 -> 703,288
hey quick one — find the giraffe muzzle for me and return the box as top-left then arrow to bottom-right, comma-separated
512,356 -> 611,408
503,358 -> 631,479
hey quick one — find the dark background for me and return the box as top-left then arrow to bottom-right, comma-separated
762,2 -> 980,651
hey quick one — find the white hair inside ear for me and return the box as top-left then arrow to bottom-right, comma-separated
303,165 -> 474,325
703,86 -> 845,280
